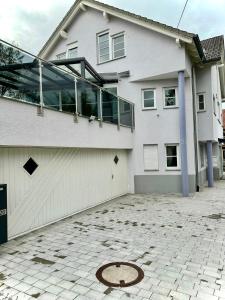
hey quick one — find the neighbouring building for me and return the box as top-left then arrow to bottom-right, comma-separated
0,0 -> 224,241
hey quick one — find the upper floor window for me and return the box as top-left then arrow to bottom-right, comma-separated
198,94 -> 205,111
142,89 -> 156,110
164,87 -> 177,107
97,31 -> 125,63
56,52 -> 66,60
112,33 -> 125,59
68,47 -> 78,58
98,32 -> 110,63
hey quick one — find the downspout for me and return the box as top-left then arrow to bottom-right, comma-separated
191,66 -> 199,191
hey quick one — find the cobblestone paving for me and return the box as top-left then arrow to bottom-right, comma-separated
1,181 -> 225,299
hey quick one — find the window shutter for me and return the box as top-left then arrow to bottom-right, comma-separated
143,145 -> 158,170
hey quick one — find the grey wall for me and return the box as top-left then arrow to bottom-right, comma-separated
134,174 -> 196,194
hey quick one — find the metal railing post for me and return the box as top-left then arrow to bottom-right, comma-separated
99,89 -> 103,127
74,78 -> 78,123
59,91 -> 62,112
131,104 -> 134,132
117,97 -> 120,130
38,60 -> 44,116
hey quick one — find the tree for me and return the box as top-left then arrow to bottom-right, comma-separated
0,42 -> 24,96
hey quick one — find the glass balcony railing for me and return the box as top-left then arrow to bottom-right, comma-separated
0,40 -> 134,129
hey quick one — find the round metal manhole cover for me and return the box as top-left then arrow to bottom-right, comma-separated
96,262 -> 144,287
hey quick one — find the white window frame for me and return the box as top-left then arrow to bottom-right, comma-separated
197,93 -> 206,112
163,87 -> 178,108
143,144 -> 159,171
142,89 -> 156,110
97,31 -> 125,64
97,31 -> 111,64
112,32 -> 125,60
56,52 -> 66,60
67,43 -> 78,59
165,144 -> 180,170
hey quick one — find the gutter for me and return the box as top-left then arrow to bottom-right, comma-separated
193,34 -> 206,62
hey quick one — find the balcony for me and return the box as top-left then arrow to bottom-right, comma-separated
0,40 -> 134,129
0,40 -> 134,149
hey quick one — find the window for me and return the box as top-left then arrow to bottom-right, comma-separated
198,94 -> 205,111
142,89 -> 156,109
112,34 -> 125,59
98,32 -> 110,63
105,87 -> 117,96
97,31 -> 125,63
68,47 -> 78,58
56,52 -> 66,60
200,143 -> 205,168
143,145 -> 159,170
164,88 -> 177,107
213,95 -> 216,115
166,144 -> 179,169
217,101 -> 221,121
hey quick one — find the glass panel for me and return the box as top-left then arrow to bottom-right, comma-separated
56,52 -> 66,60
68,48 -> 78,58
167,157 -> 177,167
144,90 -> 154,99
99,33 -> 109,43
99,54 -> 110,63
42,63 -> 75,113
165,97 -> 176,106
165,88 -> 175,98
144,99 -> 155,108
104,87 -> 117,96
166,145 -> 177,156
120,99 -> 132,127
114,42 -> 124,51
0,41 -> 40,104
77,79 -> 99,117
113,35 -> 124,44
102,90 -> 118,124
114,49 -> 125,59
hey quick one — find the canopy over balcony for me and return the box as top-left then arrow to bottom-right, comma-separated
0,40 -> 134,129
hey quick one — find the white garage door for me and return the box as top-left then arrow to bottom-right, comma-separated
0,147 -> 128,238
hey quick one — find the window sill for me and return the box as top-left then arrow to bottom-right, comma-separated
144,169 -> 159,172
97,55 -> 126,65
142,107 -> 157,111
197,110 -> 206,113
165,168 -> 180,171
163,106 -> 179,109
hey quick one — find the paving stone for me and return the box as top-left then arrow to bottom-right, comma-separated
1,182 -> 225,300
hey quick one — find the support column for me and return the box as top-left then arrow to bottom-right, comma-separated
178,71 -> 189,197
206,141 -> 214,187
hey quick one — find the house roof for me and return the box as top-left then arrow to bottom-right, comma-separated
38,0 -> 224,65
201,35 -> 224,62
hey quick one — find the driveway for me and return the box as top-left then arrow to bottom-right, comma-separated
1,182 -> 225,300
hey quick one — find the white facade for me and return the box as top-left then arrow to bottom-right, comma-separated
41,2 -> 224,193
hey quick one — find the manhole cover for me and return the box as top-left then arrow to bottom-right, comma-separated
96,262 -> 144,287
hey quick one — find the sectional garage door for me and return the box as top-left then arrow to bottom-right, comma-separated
0,147 -> 129,239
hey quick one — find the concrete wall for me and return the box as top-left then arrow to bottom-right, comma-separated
0,97 -> 133,149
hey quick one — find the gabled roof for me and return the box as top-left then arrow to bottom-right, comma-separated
201,35 -> 224,62
38,0 -> 224,66
38,0 -> 195,58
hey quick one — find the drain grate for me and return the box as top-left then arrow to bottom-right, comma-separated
96,262 -> 144,287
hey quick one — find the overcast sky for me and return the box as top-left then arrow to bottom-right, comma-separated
1,0 -> 225,55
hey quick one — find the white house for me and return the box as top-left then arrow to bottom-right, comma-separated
39,0 -> 225,194
0,0 -> 224,242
